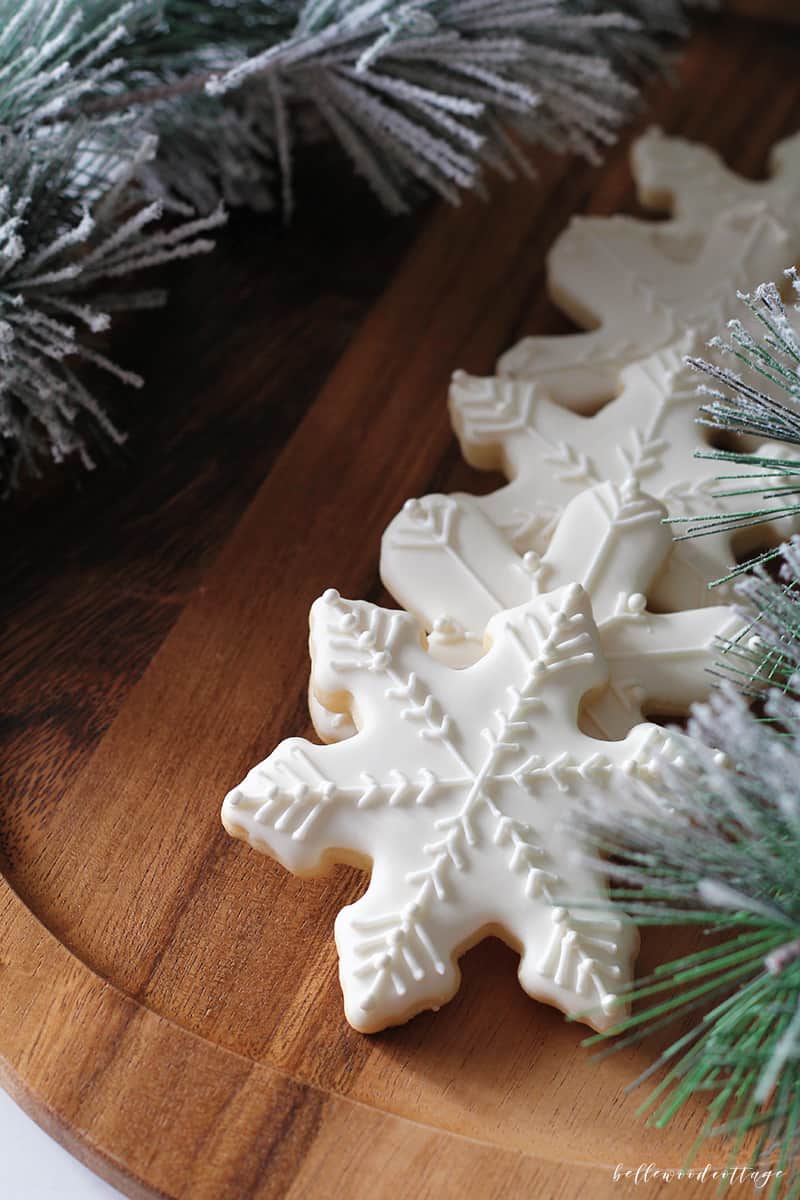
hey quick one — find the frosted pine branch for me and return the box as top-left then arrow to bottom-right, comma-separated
675,271 -> 800,580
195,0 -> 705,215
0,126 -> 223,488
713,536 -> 800,697
0,0 -> 710,489
84,0 -> 713,215
575,684 -> 800,1194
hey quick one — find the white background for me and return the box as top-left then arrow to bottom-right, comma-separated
0,1089 -> 124,1199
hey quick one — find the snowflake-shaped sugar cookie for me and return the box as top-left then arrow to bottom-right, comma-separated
498,130 -> 799,408
380,481 -> 740,738
312,482 -> 739,745
632,126 -> 800,243
450,350 -> 792,612
223,584 -> 681,1034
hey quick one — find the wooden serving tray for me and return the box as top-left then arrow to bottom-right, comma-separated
2,16 -> 800,1200
727,1 -> 800,22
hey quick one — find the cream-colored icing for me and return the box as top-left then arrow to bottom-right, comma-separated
498,128 -> 800,410
383,480 -> 741,737
472,131 -> 800,610
450,351 -> 791,612
224,130 -> 792,1037
313,482 -> 739,744
632,126 -> 800,239
223,584 -> 684,1033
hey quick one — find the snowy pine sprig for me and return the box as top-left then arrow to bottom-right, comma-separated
673,270 -> 800,579
0,125 -> 224,486
1,0 -> 706,490
571,269 -> 800,1195
713,536 -> 800,698
577,686 -> 800,1198
103,0 -> 712,216
661,268 -> 800,697
0,0 -> 224,487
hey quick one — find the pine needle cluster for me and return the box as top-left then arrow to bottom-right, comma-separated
579,685 -> 800,1197
1,0 -> 706,489
576,272 -> 800,1196
677,270 -> 800,580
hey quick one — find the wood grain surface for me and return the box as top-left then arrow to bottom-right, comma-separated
727,1 -> 800,22
2,14 -> 800,1200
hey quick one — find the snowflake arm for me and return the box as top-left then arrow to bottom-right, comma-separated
381,481 -> 671,654
308,589 -> 427,726
381,491 -> 534,651
448,369 -> 597,552
632,126 -> 800,233
586,607 -> 742,740
223,733 -> 459,876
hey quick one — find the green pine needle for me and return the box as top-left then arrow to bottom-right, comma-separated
683,271 -> 800,578
0,0 -> 708,489
577,685 -> 800,1196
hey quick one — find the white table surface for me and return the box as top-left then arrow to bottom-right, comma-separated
0,1088 -> 124,1199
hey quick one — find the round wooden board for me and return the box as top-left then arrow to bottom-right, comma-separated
3,16 -> 800,1200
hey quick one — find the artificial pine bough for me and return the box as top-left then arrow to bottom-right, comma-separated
579,691 -> 800,1197
577,277 -> 800,1196
1,0 -> 707,490
676,270 -> 800,579
680,273 -> 800,694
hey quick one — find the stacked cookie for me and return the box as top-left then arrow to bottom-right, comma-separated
222,128 -> 800,1034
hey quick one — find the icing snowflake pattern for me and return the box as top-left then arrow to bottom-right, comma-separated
450,129 -> 800,610
313,482 -> 739,745
451,352 -> 791,611
498,128 -> 800,409
223,584 -> 682,1033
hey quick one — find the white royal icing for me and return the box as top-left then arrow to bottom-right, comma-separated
226,131 -> 795,1035
311,131 -> 797,735
450,352 -> 791,612
498,128 -> 800,410
632,126 -> 800,242
471,131 -> 800,609
224,584 -> 684,1033
381,481 -> 741,738
312,482 -> 740,744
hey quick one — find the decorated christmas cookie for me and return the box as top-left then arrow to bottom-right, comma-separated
381,481 -> 741,737
312,482 -> 739,744
223,584 -> 684,1033
632,126 -> 800,241
498,131 -> 799,410
449,351 -> 792,611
